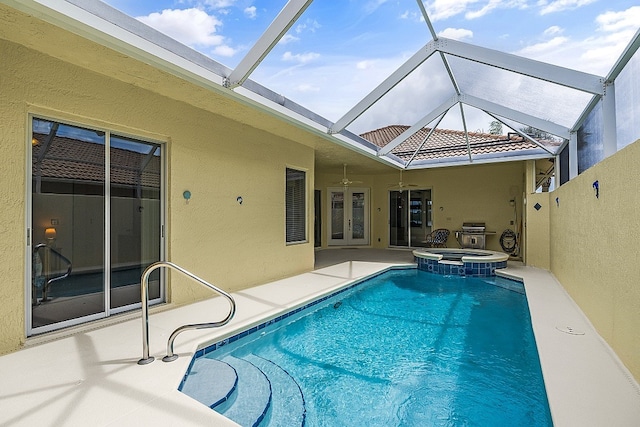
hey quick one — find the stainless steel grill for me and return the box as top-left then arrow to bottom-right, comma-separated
457,222 -> 488,249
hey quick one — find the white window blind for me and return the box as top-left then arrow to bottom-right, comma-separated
286,168 -> 306,243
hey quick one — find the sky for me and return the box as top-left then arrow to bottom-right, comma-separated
102,0 -> 640,135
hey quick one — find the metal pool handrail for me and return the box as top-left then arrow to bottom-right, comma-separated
33,243 -> 73,304
138,261 -> 236,365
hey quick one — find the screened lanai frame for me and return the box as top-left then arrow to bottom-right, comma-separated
8,0 -> 640,182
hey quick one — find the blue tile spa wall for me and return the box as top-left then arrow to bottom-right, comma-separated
415,257 -> 507,277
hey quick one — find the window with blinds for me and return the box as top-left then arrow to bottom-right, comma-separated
286,168 -> 306,243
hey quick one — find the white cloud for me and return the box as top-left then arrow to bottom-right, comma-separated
427,0 -> 526,21
543,25 -> 563,36
438,28 -> 474,40
400,10 -> 424,22
465,0 -> 502,19
537,0 -> 596,15
357,60 -> 377,70
282,51 -> 321,64
517,36 -> 569,56
427,0 -> 477,21
137,8 -> 225,48
295,19 -> 321,35
295,83 -> 321,93
244,6 -> 256,19
515,6 -> 639,75
596,6 -> 640,32
279,34 -> 300,45
201,0 -> 237,8
212,44 -> 237,57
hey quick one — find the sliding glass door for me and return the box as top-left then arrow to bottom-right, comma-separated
389,189 -> 432,248
29,117 -> 163,334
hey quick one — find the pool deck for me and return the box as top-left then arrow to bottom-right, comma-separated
1,249 -> 639,426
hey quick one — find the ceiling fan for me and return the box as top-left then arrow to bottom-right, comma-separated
334,164 -> 363,188
389,169 -> 418,192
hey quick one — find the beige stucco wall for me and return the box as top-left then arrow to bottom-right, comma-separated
524,191 -> 551,269
0,23 -> 314,353
316,161 -> 525,251
550,140 -> 640,382
524,161 -> 551,269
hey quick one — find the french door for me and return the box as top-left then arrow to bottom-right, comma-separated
389,189 -> 432,247
327,187 -> 369,246
28,116 -> 164,334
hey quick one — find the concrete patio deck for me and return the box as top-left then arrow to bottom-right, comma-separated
0,249 -> 638,426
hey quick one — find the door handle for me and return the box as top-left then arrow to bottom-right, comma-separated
348,219 -> 351,231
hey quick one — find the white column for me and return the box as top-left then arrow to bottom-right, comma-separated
569,131 -> 578,179
602,81 -> 617,158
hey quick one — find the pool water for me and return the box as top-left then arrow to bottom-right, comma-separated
186,269 -> 552,426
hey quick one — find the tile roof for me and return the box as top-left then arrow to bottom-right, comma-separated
32,133 -> 161,189
360,125 -> 559,162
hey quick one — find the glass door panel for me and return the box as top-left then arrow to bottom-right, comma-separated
389,189 -> 432,248
351,192 -> 365,240
410,190 -> 432,247
328,188 -> 369,245
389,191 -> 408,246
330,191 -> 344,241
31,118 -> 106,329
110,136 -> 162,310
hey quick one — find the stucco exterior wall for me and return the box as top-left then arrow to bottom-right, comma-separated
550,140 -> 640,382
315,161 -> 525,251
0,36 -> 314,353
524,192 -> 550,269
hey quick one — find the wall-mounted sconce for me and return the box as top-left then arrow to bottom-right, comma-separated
555,197 -> 559,207
45,227 -> 57,246
592,180 -> 599,199
237,196 -> 243,205
183,190 -> 191,204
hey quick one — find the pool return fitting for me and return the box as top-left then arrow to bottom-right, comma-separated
138,261 -> 236,365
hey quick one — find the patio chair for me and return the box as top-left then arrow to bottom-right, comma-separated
423,229 -> 450,248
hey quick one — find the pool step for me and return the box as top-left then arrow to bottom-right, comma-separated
244,354 -> 306,427
181,354 -> 306,427
216,355 -> 272,427
179,358 -> 237,408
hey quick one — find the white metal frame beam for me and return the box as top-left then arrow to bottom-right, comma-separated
329,43 -> 439,134
459,94 -> 571,140
485,112 -> 556,155
458,103 -> 472,162
569,132 -> 578,179
405,112 -> 446,168
602,81 -> 617,158
435,38 -> 605,96
225,0 -> 313,88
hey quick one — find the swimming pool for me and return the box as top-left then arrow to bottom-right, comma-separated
180,269 -> 552,426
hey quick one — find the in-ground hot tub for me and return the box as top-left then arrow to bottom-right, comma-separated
413,247 -> 509,277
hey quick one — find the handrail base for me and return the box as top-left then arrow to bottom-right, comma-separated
162,354 -> 179,363
137,356 -> 155,365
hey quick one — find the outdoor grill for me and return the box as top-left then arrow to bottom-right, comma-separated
456,222 -> 493,249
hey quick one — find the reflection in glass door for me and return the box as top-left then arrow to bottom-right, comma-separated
31,119 -> 106,330
389,189 -> 432,247
110,136 -> 161,309
29,117 -> 163,334
328,187 -> 369,245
